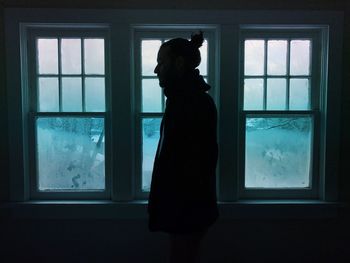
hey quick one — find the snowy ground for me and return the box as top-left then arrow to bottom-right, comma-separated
36,117 -> 312,192
37,118 -> 105,191
245,128 -> 311,188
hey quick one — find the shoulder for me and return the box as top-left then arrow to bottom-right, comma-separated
192,92 -> 217,115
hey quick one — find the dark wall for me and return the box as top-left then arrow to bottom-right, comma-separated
0,3 -> 9,202
0,1 -> 349,262
1,217 -> 349,263
340,3 -> 350,204
0,0 -> 347,9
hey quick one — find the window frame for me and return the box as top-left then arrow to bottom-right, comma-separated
237,27 -> 329,199
131,26 -> 219,199
3,9 -> 342,208
24,25 -> 112,200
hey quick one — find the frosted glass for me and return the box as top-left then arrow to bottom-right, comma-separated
244,78 -> 264,110
244,40 -> 265,75
290,40 -> 310,75
84,39 -> 105,74
197,39 -> 208,76
267,40 -> 287,75
61,38 -> 81,74
38,77 -> 59,112
62,77 -> 82,112
142,40 -> 162,76
267,78 -> 287,110
290,78 -> 310,110
85,77 -> 105,112
142,78 -> 162,112
37,39 -> 58,74
37,117 -> 105,190
245,117 -> 311,188
142,118 -> 161,192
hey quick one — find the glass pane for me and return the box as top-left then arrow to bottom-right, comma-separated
267,40 -> 287,75
142,40 -> 162,76
84,39 -> 105,74
290,40 -> 311,75
267,78 -> 287,110
244,40 -> 265,75
197,39 -> 208,76
37,117 -> 105,190
142,118 -> 161,192
37,39 -> 58,74
244,78 -> 264,110
61,38 -> 81,74
245,117 -> 312,188
85,77 -> 105,112
290,78 -> 310,110
142,78 -> 162,112
38,77 -> 59,112
62,77 -> 82,112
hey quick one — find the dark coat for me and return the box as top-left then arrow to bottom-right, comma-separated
147,71 -> 219,234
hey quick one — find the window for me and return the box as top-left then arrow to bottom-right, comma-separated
26,27 -> 111,199
5,10 -> 341,206
133,27 -> 217,199
238,28 -> 323,198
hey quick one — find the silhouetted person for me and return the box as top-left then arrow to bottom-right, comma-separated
147,31 -> 219,263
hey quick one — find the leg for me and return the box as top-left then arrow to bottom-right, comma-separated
168,229 -> 207,263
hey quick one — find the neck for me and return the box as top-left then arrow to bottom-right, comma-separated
163,69 -> 210,98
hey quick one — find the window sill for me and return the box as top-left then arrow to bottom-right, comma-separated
0,200 -> 345,220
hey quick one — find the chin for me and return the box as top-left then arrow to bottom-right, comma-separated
158,80 -> 166,88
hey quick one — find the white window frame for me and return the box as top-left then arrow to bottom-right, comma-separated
237,27 -> 324,199
21,24 -> 112,200
131,26 -> 219,199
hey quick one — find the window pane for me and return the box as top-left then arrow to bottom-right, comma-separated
37,39 -> 58,74
142,118 -> 161,192
85,77 -> 105,112
61,38 -> 82,74
267,78 -> 287,110
142,40 -> 162,76
245,117 -> 312,188
244,40 -> 265,75
244,78 -> 264,110
36,117 -> 105,190
62,77 -> 82,112
84,39 -> 105,74
38,77 -> 59,112
290,40 -> 310,75
197,39 -> 208,76
142,78 -> 162,112
267,40 -> 287,75
290,78 -> 310,110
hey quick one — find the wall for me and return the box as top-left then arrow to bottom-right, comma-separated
0,2 -> 9,201
0,1 -> 349,262
340,2 -> 350,204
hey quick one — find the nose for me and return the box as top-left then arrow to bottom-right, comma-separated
154,64 -> 158,74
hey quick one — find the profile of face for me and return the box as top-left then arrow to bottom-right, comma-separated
154,45 -> 184,88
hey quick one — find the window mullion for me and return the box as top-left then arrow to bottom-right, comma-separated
58,37 -> 62,112
263,39 -> 267,110
81,38 -> 86,112
286,39 -> 291,110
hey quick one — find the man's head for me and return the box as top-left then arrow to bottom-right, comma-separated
154,31 -> 204,88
